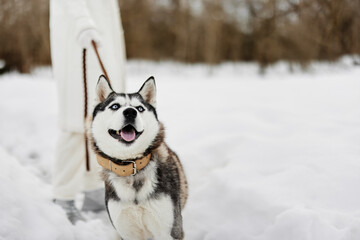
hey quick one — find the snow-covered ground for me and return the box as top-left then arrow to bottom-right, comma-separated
0,59 -> 359,239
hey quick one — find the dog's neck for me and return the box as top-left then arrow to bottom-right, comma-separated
96,153 -> 151,177
92,123 -> 165,176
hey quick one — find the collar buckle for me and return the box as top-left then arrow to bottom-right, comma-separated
123,160 -> 137,176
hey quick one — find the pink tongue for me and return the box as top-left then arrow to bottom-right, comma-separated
120,129 -> 136,142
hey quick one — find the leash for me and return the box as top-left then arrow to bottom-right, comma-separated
83,40 -> 111,171
82,48 -> 90,171
91,41 -> 112,86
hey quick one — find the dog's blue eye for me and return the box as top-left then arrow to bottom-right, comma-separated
136,106 -> 145,112
110,103 -> 120,110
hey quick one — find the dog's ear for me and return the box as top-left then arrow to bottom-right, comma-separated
138,76 -> 156,108
96,75 -> 113,102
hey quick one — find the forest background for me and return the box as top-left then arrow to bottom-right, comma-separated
0,0 -> 359,73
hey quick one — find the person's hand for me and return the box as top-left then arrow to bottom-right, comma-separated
77,28 -> 102,49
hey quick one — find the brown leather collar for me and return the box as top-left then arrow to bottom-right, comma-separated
96,154 -> 151,177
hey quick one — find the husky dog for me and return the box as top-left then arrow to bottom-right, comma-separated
90,75 -> 188,240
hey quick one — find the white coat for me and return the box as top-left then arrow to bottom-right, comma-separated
50,0 -> 126,133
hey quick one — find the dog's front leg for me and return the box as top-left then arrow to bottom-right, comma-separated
171,201 -> 184,240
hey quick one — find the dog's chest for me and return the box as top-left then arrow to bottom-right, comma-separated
108,195 -> 174,240
109,161 -> 158,203
107,163 -> 174,239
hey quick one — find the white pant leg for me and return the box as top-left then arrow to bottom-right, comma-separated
52,131 -> 103,200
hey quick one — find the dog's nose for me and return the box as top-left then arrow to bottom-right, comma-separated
123,108 -> 137,119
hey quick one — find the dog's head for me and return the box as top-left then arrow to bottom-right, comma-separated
91,76 -> 161,160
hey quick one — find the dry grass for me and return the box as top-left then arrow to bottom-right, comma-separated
0,0 -> 359,73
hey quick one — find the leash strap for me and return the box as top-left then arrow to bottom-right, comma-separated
83,48 -> 90,171
83,41 -> 111,171
91,41 -> 112,87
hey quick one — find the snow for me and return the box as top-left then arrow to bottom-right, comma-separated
0,147 -> 118,240
0,58 -> 360,239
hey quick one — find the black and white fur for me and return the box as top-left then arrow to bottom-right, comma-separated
90,76 -> 188,240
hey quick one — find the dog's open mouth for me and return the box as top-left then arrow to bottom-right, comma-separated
108,125 -> 143,143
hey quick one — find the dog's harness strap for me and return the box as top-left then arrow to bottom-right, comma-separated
96,154 -> 151,177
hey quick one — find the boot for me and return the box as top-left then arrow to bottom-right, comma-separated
53,199 -> 85,224
81,188 -> 106,212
